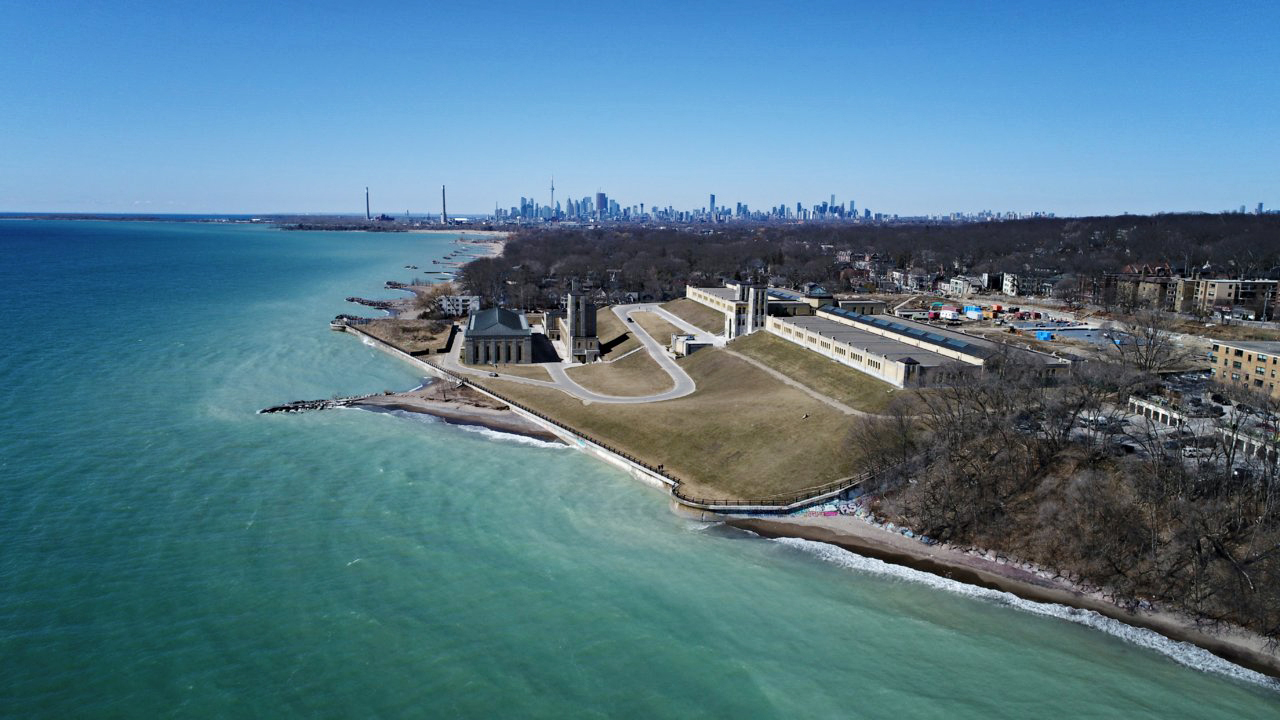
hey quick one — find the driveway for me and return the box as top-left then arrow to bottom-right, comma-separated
435,302 -> 716,404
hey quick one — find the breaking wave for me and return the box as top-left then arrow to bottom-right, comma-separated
774,537 -> 1280,692
453,423 -> 566,449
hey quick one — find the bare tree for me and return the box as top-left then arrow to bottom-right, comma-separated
1105,309 -> 1195,375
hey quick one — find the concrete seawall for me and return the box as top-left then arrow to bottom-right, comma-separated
339,323 -> 675,493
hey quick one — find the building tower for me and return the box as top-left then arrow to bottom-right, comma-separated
550,176 -> 555,221
365,187 -> 371,221
441,185 -> 448,225
709,193 -> 716,217
562,279 -> 600,363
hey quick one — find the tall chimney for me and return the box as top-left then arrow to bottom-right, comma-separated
441,185 -> 448,225
365,187 -> 370,221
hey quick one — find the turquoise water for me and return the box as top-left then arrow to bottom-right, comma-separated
1,220 -> 1277,718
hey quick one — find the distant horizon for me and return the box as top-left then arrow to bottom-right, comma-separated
2,2 -> 1276,216
1,207 -> 1273,221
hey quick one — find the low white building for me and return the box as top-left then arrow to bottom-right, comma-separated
1002,273 -> 1020,297
438,294 -> 481,317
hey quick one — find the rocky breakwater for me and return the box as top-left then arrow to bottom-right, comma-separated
346,297 -> 395,310
259,392 -> 385,414
261,382 -> 563,444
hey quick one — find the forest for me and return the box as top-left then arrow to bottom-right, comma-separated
458,214 -> 1280,307
855,358 -> 1280,646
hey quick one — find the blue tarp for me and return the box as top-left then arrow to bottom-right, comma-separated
1036,330 -> 1055,341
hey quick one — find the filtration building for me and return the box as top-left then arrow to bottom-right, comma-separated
464,307 -> 532,365
685,280 -> 1068,388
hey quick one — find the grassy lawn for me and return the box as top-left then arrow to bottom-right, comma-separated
728,332 -> 901,414
565,349 -> 673,396
596,307 -> 641,358
661,298 -> 725,335
363,318 -> 452,353
630,312 -> 683,347
472,348 -> 863,501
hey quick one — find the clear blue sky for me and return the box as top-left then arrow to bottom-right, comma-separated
1,1 -> 1276,216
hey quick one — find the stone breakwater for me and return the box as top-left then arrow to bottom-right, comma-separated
258,393 -> 384,414
345,296 -> 395,309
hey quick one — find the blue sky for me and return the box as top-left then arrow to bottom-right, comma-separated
1,1 -> 1276,216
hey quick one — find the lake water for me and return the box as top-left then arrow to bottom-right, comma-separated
2,220 -> 1276,718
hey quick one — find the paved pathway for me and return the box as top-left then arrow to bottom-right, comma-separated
437,303 -> 708,404
722,348 -> 874,417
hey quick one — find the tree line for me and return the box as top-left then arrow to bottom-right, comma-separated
457,214 -> 1280,308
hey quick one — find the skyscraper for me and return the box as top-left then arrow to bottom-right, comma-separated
595,192 -> 607,218
709,193 -> 716,216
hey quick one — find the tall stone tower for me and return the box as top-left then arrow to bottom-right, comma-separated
563,279 -> 600,363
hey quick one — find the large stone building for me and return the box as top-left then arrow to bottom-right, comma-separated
464,307 -> 532,364
1208,340 -> 1280,400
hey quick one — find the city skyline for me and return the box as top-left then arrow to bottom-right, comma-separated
1,2 -> 1277,216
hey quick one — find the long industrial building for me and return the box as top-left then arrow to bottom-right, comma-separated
687,280 -> 1069,387
767,306 -> 1069,387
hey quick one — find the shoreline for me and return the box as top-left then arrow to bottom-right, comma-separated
351,387 -> 562,444
340,325 -> 1280,685
728,515 -> 1280,682
334,235 -> 1279,688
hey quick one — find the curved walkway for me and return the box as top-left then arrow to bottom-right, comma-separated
436,303 -> 709,404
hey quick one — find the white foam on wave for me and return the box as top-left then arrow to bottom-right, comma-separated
453,423 -> 567,449
365,408 -> 565,449
774,537 -> 1280,692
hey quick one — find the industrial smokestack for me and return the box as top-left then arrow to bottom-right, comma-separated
441,185 -> 448,225
365,187 -> 370,221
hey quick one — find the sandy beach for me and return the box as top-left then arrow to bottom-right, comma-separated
351,384 -> 561,443
729,514 -> 1280,680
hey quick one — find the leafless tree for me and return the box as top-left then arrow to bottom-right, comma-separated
1105,309 -> 1195,375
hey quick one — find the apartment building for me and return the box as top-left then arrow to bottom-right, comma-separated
1208,340 -> 1280,400
1177,279 -> 1277,318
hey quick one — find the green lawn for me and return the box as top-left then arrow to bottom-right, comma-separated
729,331 -> 901,414
471,348 -> 864,501
565,349 -> 673,396
661,298 -> 726,335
